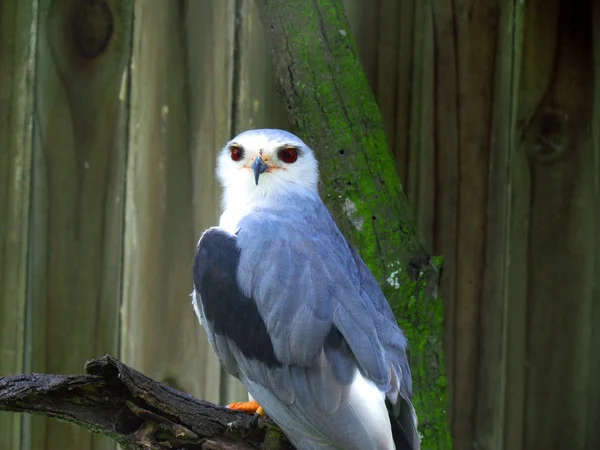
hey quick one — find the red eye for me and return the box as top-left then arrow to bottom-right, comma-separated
278,147 -> 298,163
230,146 -> 244,161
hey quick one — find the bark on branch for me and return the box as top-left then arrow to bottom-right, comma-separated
0,355 -> 292,450
254,0 -> 451,447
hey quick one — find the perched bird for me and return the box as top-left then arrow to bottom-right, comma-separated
192,129 -> 420,450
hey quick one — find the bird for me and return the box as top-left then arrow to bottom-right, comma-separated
192,129 -> 420,450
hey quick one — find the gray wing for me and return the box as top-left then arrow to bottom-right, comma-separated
234,200 -> 411,394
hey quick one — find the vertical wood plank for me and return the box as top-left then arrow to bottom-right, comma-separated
393,0 -> 416,184
588,4 -> 600,449
0,1 -> 38,449
373,0 -> 400,155
518,1 -> 596,448
406,0 -> 435,249
25,111 -> 48,450
184,0 -> 237,404
474,2 -> 525,449
28,1 -> 133,449
446,2 -> 499,448
431,0 -> 459,409
493,5 -> 530,450
120,0 -> 211,404
404,0 -> 425,228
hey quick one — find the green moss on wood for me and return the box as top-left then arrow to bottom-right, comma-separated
256,0 -> 451,447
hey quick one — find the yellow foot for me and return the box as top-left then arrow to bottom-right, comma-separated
227,400 -> 265,417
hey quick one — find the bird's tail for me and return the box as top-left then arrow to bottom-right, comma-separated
387,398 -> 420,450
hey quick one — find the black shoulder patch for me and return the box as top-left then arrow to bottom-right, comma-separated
193,228 -> 282,368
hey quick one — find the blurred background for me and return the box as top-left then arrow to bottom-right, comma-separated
1,0 -> 598,450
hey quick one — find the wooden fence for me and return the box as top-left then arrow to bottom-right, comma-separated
1,1 -> 599,450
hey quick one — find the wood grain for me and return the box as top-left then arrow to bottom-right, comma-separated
28,1 -> 133,449
519,1 -> 596,448
120,0 -> 207,406
444,3 -> 498,448
0,1 -> 37,448
470,2 -> 531,449
430,0 -> 460,408
587,4 -> 600,449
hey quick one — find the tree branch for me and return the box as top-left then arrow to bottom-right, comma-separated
0,355 -> 292,450
254,0 -> 451,448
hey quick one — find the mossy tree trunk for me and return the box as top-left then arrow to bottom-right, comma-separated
254,0 -> 451,448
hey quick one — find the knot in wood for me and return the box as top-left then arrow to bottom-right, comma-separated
71,0 -> 113,59
524,109 -> 568,164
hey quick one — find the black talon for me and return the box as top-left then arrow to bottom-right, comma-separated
249,411 -> 261,428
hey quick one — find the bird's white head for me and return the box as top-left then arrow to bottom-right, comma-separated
216,129 -> 319,211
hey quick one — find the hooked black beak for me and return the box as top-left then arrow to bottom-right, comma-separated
251,157 -> 268,185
